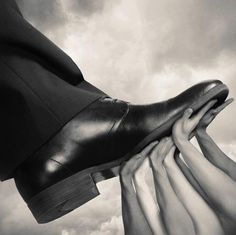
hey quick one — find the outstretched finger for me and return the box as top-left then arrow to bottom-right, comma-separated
192,99 -> 217,123
149,137 -> 174,168
128,141 -> 158,164
140,140 -> 159,156
163,145 -> 176,167
120,141 -> 158,175
183,108 -> 193,120
212,98 -> 234,115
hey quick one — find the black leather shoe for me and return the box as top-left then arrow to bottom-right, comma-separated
14,80 -> 228,223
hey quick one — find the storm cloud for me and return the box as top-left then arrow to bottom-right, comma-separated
1,0 -> 236,234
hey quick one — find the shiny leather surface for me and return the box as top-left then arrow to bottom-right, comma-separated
14,80 -> 228,201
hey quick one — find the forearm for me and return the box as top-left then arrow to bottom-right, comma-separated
120,177 -> 152,235
165,159 -> 223,235
152,168 -> 193,235
176,139 -> 231,189
196,129 -> 236,180
176,140 -> 236,218
175,155 -> 209,202
134,178 -> 166,235
152,169 -> 177,208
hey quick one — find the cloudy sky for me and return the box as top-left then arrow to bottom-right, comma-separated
0,0 -> 236,234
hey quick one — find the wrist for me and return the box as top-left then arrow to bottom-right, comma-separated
120,174 -> 132,186
174,136 -> 188,146
195,128 -> 207,136
174,138 -> 190,150
152,166 -> 167,178
173,133 -> 188,144
120,179 -> 136,195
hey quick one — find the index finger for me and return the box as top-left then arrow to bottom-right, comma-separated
212,98 -> 234,115
140,140 -> 159,156
191,99 -> 217,123
123,141 -> 159,171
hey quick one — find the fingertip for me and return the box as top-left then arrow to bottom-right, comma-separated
158,137 -> 172,149
158,137 -> 168,145
150,140 -> 159,148
186,108 -> 193,113
170,145 -> 176,152
136,153 -> 143,159
212,99 -> 218,103
141,140 -> 159,155
185,108 -> 193,116
209,99 -> 218,107
227,97 -> 234,103
211,99 -> 217,104
163,137 -> 169,141
152,140 -> 159,145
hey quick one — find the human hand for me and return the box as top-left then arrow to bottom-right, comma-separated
119,141 -> 158,183
149,138 -> 195,235
172,100 -> 217,144
132,142 -> 167,235
133,157 -> 150,185
120,142 -> 158,235
197,98 -> 234,132
149,137 -> 174,174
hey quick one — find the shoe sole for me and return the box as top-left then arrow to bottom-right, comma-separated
27,83 -> 228,223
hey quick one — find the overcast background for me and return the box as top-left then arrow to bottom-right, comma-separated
0,0 -> 236,234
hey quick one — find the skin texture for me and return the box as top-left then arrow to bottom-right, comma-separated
164,143 -> 224,235
149,138 -> 195,235
195,98 -> 236,180
119,142 -> 157,235
120,139 -> 195,235
133,157 -> 166,235
175,99 -> 235,206
175,99 -> 236,209
119,99 -> 235,235
173,100 -> 236,221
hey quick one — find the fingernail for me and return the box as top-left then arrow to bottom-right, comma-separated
185,108 -> 193,114
211,99 -> 218,105
163,137 -> 169,142
136,153 -> 144,159
151,140 -> 159,145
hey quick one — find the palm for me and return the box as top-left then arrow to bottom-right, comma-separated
173,100 -> 217,142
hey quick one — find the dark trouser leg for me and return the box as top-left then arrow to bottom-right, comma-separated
0,0 -> 107,180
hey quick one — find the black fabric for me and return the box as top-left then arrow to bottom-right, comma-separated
0,0 -> 107,180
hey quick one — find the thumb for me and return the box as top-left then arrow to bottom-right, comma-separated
183,108 -> 193,120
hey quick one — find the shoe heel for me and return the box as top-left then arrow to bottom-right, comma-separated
27,173 -> 100,223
